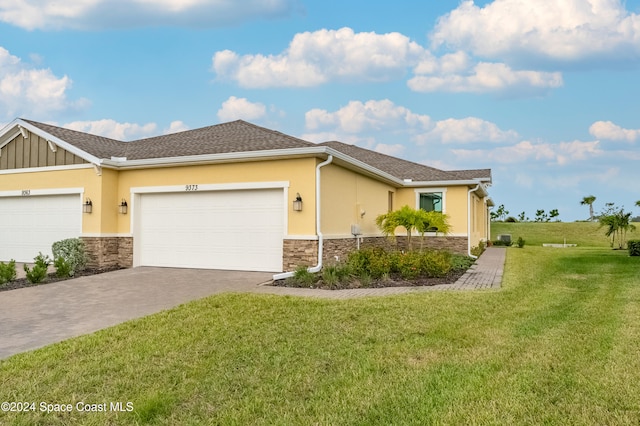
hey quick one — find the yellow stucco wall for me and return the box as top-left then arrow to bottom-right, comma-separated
0,166 -> 102,234
115,157 -> 317,235
320,164 -> 395,236
1,157 -> 492,244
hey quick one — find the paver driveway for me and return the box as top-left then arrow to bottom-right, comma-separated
0,267 -> 273,360
1,248 -> 505,360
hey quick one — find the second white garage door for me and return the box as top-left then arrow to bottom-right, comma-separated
137,189 -> 284,272
0,194 -> 81,262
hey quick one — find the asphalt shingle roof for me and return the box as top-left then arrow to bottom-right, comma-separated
21,119 -> 490,184
320,141 -> 491,183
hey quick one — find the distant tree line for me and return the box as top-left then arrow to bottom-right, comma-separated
490,204 -> 560,222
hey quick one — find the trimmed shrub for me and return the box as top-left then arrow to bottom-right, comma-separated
471,240 -> 486,257
24,252 -> 51,284
288,265 -> 317,286
54,257 -> 73,278
451,254 -> 474,271
321,264 -> 351,288
492,239 -> 512,246
0,259 -> 17,285
52,238 -> 87,277
515,237 -> 526,248
421,250 -> 453,278
505,216 -> 518,223
397,251 -> 422,280
628,240 -> 640,256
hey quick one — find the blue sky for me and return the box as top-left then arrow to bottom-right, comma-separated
2,0 -> 640,221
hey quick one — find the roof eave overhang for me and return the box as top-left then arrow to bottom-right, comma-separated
99,146 -> 407,186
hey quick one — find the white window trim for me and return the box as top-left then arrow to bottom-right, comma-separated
414,187 -> 447,214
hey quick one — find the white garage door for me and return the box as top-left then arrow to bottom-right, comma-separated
137,189 -> 284,272
0,194 -> 82,262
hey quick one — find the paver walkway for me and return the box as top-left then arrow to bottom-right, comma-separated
254,246 -> 506,299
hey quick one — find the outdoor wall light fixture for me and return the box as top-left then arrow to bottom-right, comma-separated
293,193 -> 303,211
119,199 -> 128,214
83,198 -> 93,214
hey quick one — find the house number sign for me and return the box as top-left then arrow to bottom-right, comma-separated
21,190 -> 31,196
185,185 -> 198,191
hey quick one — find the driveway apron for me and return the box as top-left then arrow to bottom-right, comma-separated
0,268 -> 273,360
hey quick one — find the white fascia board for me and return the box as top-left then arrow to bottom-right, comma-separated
404,179 -> 489,194
323,148 -> 405,186
10,119 -> 102,166
100,146 -> 330,169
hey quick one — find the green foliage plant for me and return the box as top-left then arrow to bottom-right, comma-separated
23,252 -> 51,284
0,259 -> 17,285
321,265 -> 351,288
421,250 -> 453,278
628,240 -> 640,256
288,265 -> 317,287
54,257 -> 73,278
515,237 -> 526,248
397,251 -> 422,280
52,238 -> 87,277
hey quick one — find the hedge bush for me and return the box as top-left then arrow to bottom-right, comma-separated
24,252 -> 51,284
629,240 -> 640,256
52,238 -> 87,277
0,259 -> 17,285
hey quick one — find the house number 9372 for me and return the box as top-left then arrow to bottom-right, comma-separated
185,185 -> 198,191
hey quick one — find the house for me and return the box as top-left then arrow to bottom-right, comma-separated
0,118 -> 493,275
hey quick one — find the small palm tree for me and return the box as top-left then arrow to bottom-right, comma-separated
376,206 -> 450,250
416,210 -> 451,249
580,195 -> 596,221
376,205 -> 420,250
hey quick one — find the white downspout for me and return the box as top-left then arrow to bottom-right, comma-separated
468,184 -> 481,259
273,154 -> 333,280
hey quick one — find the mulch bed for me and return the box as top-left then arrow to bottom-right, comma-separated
272,268 -> 467,290
0,267 -> 124,293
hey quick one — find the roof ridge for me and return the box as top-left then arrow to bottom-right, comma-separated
21,118 -> 125,144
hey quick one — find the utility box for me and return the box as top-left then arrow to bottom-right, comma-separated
497,234 -> 512,244
351,224 -> 362,236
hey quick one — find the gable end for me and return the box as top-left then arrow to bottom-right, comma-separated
0,132 -> 87,170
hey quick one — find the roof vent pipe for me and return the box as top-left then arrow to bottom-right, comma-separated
273,154 -> 333,281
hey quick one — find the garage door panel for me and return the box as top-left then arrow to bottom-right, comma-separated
0,195 -> 81,262
138,189 -> 284,272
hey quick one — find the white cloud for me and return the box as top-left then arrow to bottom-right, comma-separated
431,0 -> 640,65
0,46 -> 87,119
217,96 -> 267,122
305,99 -> 431,133
589,120 -> 639,142
64,119 -> 158,141
416,117 -> 520,144
452,139 -> 602,165
213,27 -> 425,88
164,120 -> 189,134
0,0 -> 299,30
409,60 -> 563,95
304,99 -> 519,147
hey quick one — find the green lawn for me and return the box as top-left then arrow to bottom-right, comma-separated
1,246 -> 639,424
491,221 -> 620,247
